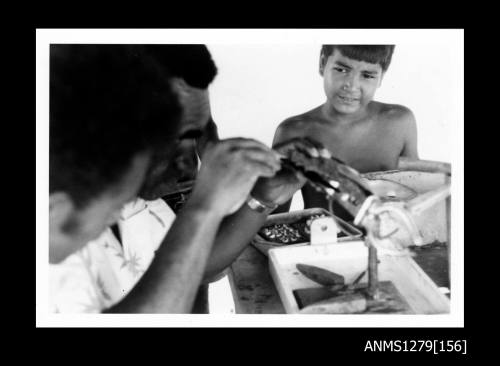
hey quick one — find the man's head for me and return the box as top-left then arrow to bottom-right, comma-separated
49,44 -> 182,263
319,45 -> 395,115
138,45 -> 219,200
143,44 -> 217,133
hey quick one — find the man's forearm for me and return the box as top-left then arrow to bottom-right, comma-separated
272,199 -> 292,214
203,203 -> 268,281
107,200 -> 224,313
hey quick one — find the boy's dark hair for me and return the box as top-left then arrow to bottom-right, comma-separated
142,44 -> 218,89
50,44 -> 182,208
321,45 -> 395,72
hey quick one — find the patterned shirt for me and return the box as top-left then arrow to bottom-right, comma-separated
49,198 -> 176,313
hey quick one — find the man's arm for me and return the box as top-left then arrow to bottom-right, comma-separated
269,121 -> 301,214
202,138 -> 325,282
202,203 -> 268,282
272,199 -> 292,214
106,139 -> 281,313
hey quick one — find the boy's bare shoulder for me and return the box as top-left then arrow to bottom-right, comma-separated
375,102 -> 416,126
273,109 -> 322,145
277,108 -> 322,130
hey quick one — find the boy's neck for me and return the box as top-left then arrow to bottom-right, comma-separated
321,102 -> 370,126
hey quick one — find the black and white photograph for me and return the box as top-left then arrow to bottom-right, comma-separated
36,29 -> 464,328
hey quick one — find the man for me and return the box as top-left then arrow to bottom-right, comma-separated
49,44 -> 322,313
49,44 -> 182,264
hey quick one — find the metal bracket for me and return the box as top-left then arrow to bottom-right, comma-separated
310,217 -> 338,246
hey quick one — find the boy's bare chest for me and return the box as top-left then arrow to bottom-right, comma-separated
299,122 -> 402,173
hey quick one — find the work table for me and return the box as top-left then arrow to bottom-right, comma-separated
228,245 -> 285,314
228,241 -> 449,314
228,168 -> 451,314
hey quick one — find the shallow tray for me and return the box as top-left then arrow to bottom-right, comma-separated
268,240 -> 450,314
251,208 -> 363,256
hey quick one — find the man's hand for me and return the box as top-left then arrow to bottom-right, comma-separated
251,138 -> 331,206
189,138 -> 282,217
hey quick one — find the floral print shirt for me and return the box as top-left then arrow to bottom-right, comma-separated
49,198 -> 176,313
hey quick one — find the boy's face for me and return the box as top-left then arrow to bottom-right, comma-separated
321,49 -> 384,115
49,153 -> 150,263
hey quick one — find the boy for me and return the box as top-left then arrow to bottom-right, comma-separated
273,45 -> 419,220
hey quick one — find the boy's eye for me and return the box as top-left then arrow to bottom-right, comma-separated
363,73 -> 376,79
333,67 -> 347,73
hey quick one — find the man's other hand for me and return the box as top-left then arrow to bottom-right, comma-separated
251,138 -> 329,206
189,138 -> 282,217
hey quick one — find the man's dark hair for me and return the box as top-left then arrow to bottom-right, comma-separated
321,45 -> 395,72
142,44 -> 218,89
50,44 -> 182,208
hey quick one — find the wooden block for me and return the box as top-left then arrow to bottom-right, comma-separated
298,292 -> 367,314
293,287 -> 338,309
365,281 -> 413,314
293,281 -> 413,314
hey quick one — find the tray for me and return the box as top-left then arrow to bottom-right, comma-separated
251,208 -> 363,256
268,240 -> 450,314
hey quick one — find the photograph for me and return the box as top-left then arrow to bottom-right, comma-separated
36,29 -> 464,328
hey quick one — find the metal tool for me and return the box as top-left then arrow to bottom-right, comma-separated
296,263 -> 345,287
280,155 -> 373,218
280,158 -> 337,193
296,263 -> 367,291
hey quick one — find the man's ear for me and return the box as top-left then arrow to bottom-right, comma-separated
170,77 -> 190,95
49,192 -> 75,234
49,192 -> 78,264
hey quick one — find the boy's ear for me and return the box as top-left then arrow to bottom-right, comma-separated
319,53 -> 326,76
378,72 -> 386,87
